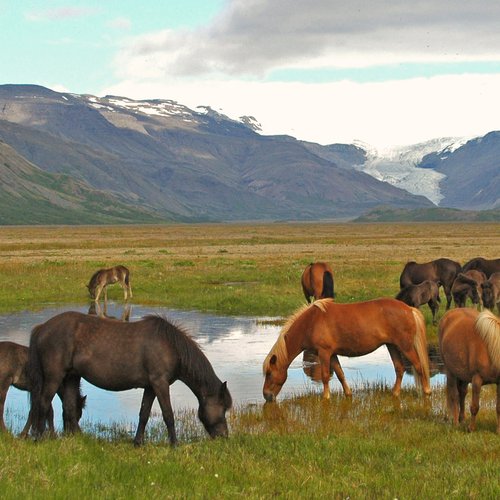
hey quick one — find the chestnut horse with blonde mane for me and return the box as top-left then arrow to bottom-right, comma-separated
439,308 -> 500,433
300,262 -> 335,303
263,298 -> 431,402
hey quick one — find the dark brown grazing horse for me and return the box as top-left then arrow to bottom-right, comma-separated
462,257 -> 500,278
439,308 -> 500,433
399,258 -> 462,310
301,262 -> 335,303
395,280 -> 441,324
451,270 -> 487,308
28,312 -> 232,445
481,272 -> 500,312
0,341 -> 85,436
263,298 -> 431,402
87,265 -> 132,302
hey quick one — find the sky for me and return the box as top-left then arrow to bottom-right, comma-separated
2,0 -> 500,149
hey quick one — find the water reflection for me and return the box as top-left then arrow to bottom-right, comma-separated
0,302 -> 445,432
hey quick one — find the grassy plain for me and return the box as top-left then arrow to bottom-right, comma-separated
0,222 -> 499,498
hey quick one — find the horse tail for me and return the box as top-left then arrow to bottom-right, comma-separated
322,271 -> 335,299
124,269 -> 130,287
27,324 -> 45,434
475,310 -> 500,371
411,308 -> 430,394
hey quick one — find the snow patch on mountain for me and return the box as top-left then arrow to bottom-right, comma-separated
353,137 -> 473,205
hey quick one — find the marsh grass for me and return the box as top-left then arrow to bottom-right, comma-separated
0,223 -> 498,497
1,384 -> 499,498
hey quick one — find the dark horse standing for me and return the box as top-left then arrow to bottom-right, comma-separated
0,341 -> 85,436
399,258 -> 461,310
395,280 -> 441,324
463,257 -> 500,278
28,312 -> 232,445
301,262 -> 335,303
87,265 -> 132,302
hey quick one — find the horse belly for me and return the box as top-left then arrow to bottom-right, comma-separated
73,356 -> 148,392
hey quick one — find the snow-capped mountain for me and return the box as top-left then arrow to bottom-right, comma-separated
353,138 -> 474,205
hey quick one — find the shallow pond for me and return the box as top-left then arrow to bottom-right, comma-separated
0,302 -> 445,433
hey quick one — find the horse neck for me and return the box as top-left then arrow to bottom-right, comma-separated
282,318 -> 308,367
178,362 -> 220,401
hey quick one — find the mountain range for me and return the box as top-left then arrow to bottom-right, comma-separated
0,84 -> 498,224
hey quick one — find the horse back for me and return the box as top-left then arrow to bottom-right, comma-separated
439,308 -> 494,381
0,341 -> 29,389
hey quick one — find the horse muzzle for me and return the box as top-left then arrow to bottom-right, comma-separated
263,391 -> 276,403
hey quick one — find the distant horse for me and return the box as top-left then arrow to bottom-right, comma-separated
28,312 -> 232,445
87,265 -> 132,302
301,262 -> 335,303
439,308 -> 500,433
263,298 -> 431,402
399,258 -> 462,310
396,280 -> 441,324
451,270 -> 487,308
481,272 -> 500,313
0,341 -> 85,436
463,257 -> 500,278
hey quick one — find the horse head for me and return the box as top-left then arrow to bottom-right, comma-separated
263,354 -> 288,402
198,381 -> 232,438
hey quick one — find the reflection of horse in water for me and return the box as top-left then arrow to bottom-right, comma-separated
263,298 -> 431,402
300,262 -> 335,303
87,265 -> 132,302
439,308 -> 500,433
88,301 -> 131,321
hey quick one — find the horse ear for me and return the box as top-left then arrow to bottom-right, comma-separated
270,354 -> 277,366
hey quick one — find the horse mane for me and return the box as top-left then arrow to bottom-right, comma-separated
262,299 -> 332,374
87,269 -> 103,289
146,315 -> 219,389
475,310 -> 500,371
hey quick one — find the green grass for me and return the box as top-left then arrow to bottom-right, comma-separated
0,223 -> 498,498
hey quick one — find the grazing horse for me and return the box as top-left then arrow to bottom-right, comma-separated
396,280 -> 441,324
0,341 -> 85,436
463,257 -> 500,278
439,308 -> 500,433
301,262 -> 335,303
87,265 -> 132,302
263,298 -> 431,402
481,272 -> 500,313
28,312 -> 232,445
399,258 -> 461,310
451,270 -> 487,308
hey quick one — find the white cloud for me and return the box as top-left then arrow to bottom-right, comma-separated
114,0 -> 500,77
25,7 -> 99,22
107,17 -> 132,31
101,73 -> 500,149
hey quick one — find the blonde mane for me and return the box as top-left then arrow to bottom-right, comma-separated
475,309 -> 500,371
262,300 -> 332,374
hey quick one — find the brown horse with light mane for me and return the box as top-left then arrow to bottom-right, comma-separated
87,265 -> 132,302
263,298 -> 431,402
300,262 -> 335,303
439,308 -> 500,433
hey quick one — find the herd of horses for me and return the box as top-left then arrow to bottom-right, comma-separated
1,257 -> 499,445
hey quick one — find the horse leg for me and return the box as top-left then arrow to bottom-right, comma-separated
428,300 -> 438,325
94,284 -> 103,303
133,386 -> 156,447
446,373 -> 460,426
442,282 -> 453,310
386,345 -> 405,397
468,374 -> 483,432
399,345 -> 431,396
496,383 -> 500,434
59,376 -> 82,434
330,354 -> 352,397
317,348 -> 333,399
151,380 -> 177,446
0,381 -> 10,432
33,379 -> 60,438
457,380 -> 468,423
